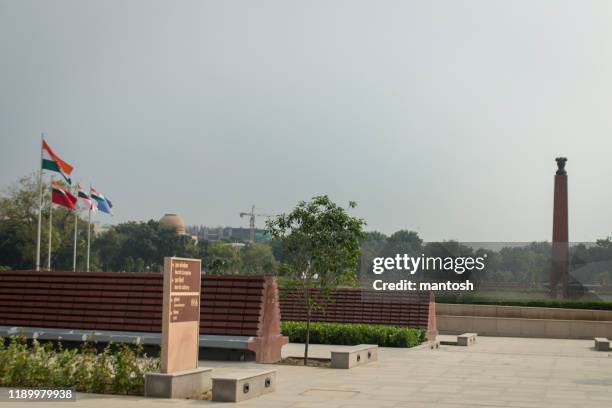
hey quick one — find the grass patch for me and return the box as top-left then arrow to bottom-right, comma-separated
436,296 -> 612,311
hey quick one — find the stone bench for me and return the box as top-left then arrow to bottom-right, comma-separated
145,367 -> 212,399
457,333 -> 477,346
212,369 -> 276,402
594,337 -> 610,351
330,344 -> 378,369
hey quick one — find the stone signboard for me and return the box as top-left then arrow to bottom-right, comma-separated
161,257 -> 202,373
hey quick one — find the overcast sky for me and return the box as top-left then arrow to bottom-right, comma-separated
1,0 -> 611,242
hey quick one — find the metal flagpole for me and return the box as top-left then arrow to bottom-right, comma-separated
73,200 -> 78,272
35,133 -> 44,271
86,190 -> 92,272
47,182 -> 53,270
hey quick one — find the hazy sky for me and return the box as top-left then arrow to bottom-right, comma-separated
1,0 -> 611,242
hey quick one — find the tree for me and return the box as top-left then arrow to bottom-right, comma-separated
241,243 -> 278,275
203,241 -> 242,274
92,220 -> 200,272
0,174 -> 90,270
362,230 -> 388,242
388,230 -> 423,250
266,195 -> 365,365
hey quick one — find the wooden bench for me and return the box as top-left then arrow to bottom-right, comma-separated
594,337 -> 610,351
280,288 -> 438,341
330,344 -> 378,369
0,270 -> 287,363
212,369 -> 276,402
457,333 -> 477,346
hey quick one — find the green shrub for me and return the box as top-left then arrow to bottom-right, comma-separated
0,337 -> 160,395
281,321 -> 425,348
436,296 -> 612,311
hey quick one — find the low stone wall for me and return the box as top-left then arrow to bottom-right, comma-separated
437,304 -> 612,339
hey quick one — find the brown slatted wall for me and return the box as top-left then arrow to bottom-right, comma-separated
0,271 -> 163,332
0,271 -> 267,337
279,288 -> 431,329
200,275 -> 265,336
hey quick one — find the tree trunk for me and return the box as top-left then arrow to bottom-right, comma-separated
304,307 -> 311,366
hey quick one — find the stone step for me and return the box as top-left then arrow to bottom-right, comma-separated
594,337 -> 610,351
331,344 -> 378,369
212,369 -> 276,402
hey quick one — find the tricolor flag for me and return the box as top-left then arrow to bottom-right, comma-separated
51,181 -> 77,210
42,140 -> 74,184
76,185 -> 96,211
90,187 -> 112,215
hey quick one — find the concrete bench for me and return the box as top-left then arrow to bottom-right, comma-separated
457,333 -> 477,346
594,337 -> 610,351
212,369 -> 276,402
330,344 -> 378,369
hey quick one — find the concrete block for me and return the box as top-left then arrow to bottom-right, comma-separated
212,369 -> 276,402
145,367 -> 212,399
457,333 -> 477,346
594,337 -> 610,351
496,318 -> 521,336
472,317 -> 496,335
499,305 -> 522,319
473,305 -> 496,317
545,320 -> 571,338
331,344 -> 378,369
520,319 -> 545,338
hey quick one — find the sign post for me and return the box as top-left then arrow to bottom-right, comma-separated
145,257 -> 212,398
161,257 -> 201,373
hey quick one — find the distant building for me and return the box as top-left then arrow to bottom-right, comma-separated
160,213 -> 198,242
186,225 -> 270,243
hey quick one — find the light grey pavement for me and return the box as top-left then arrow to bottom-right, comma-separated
2,337 -> 612,408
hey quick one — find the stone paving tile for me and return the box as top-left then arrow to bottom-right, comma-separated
2,336 -> 612,407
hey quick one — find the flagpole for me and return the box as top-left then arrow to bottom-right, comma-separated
87,201 -> 91,272
35,133 -> 44,271
73,197 -> 78,272
47,182 -> 53,271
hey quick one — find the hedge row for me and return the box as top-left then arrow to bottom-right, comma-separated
436,296 -> 612,311
281,321 -> 425,348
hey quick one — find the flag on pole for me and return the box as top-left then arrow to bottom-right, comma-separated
51,181 -> 77,210
90,187 -> 112,215
42,140 -> 74,184
76,185 -> 96,211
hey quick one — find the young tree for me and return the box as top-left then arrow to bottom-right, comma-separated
266,195 -> 365,365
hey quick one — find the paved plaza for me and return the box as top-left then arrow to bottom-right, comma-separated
2,337 -> 612,408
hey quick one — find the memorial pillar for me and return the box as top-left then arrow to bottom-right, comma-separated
550,157 -> 569,298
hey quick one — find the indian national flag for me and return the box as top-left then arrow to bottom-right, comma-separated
42,140 -> 73,184
51,181 -> 77,210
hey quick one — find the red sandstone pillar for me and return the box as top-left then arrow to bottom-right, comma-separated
550,157 -> 569,298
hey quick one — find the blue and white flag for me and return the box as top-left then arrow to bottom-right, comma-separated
90,187 -> 113,215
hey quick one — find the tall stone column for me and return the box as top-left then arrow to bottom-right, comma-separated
550,157 -> 569,298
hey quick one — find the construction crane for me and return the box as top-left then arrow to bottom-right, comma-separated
239,205 -> 274,242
